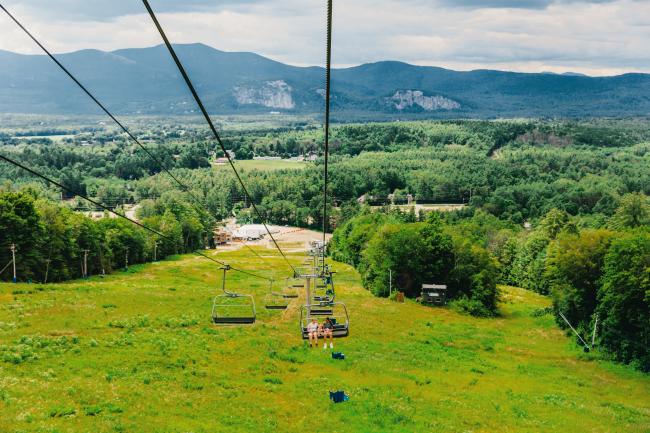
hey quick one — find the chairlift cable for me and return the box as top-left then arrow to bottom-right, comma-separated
0,4 -> 274,282
142,0 -> 298,277
558,311 -> 591,349
242,242 -> 274,267
0,4 -> 204,210
0,259 -> 13,276
0,153 -> 270,282
322,0 -> 333,249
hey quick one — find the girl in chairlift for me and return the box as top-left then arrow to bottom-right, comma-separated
322,317 -> 334,349
307,318 -> 319,348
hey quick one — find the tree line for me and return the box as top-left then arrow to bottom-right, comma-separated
0,190 -> 211,283
329,194 -> 649,371
330,208 -> 500,317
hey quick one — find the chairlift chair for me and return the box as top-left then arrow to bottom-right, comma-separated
281,278 -> 300,298
300,302 -> 349,339
264,280 -> 289,311
212,266 -> 256,325
265,300 -> 288,310
313,272 -> 336,304
309,306 -> 334,316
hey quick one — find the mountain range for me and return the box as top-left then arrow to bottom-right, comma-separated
1,43 -> 649,119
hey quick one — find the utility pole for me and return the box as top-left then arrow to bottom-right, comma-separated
99,245 -> 106,277
82,249 -> 90,279
389,269 -> 392,297
591,314 -> 599,348
124,247 -> 129,271
153,241 -> 158,262
10,243 -> 16,283
44,259 -> 51,284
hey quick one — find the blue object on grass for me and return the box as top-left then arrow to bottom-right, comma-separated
331,352 -> 345,360
329,390 -> 349,403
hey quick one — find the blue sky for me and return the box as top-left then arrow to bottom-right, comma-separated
1,0 -> 648,76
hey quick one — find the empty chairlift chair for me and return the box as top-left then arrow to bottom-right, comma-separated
282,278 -> 301,299
312,272 -> 335,305
264,280 -> 289,311
212,266 -> 256,325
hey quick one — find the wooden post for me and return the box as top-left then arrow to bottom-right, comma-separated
10,243 -> 16,283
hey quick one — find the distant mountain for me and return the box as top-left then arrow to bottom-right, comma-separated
1,43 -> 649,119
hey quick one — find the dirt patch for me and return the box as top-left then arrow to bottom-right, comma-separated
214,226 -> 328,254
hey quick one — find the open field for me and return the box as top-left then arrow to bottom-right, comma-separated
214,159 -> 309,172
11,134 -> 75,143
0,114 -> 318,133
369,203 -> 467,213
1,249 -> 649,433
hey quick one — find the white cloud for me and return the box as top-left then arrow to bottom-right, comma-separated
0,0 -> 649,76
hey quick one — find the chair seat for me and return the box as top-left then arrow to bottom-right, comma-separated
309,308 -> 333,316
213,316 -> 255,324
301,327 -> 348,339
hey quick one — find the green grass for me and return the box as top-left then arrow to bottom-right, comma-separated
1,249 -> 649,432
218,159 -> 308,172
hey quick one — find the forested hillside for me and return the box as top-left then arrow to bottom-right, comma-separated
2,118 -> 649,370
3,119 -> 649,223
3,44 -> 650,117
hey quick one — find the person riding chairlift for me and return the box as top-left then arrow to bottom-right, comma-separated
322,317 -> 334,349
307,318 -> 319,348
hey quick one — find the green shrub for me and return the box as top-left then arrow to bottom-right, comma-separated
49,406 -> 76,417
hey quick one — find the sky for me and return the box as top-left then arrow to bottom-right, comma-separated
1,0 -> 649,76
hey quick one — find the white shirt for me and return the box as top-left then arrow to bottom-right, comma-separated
307,322 -> 319,332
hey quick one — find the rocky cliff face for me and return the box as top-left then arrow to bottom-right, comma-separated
388,90 -> 460,111
233,80 -> 295,109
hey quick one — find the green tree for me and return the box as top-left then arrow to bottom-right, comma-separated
610,193 -> 649,229
360,215 -> 453,298
447,239 -> 500,317
0,192 -> 45,282
540,208 -> 576,239
596,231 -> 650,371
545,229 -> 615,335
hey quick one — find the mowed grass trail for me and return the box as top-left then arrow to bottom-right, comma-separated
1,249 -> 649,433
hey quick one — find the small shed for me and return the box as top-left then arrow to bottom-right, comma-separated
420,284 -> 447,306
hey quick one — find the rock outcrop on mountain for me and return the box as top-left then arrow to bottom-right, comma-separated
388,90 -> 460,111
234,80 -> 295,109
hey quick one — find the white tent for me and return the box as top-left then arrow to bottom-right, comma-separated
231,224 -> 280,240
